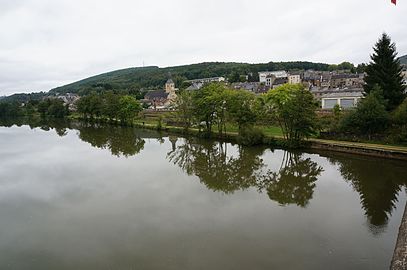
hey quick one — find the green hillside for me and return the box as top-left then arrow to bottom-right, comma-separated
50,61 -> 337,95
399,54 -> 407,66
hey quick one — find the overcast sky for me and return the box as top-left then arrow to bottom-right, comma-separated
0,0 -> 406,96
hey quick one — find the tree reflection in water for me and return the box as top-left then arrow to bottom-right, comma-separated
0,117 -> 70,137
1,118 -> 405,233
167,138 -> 323,207
260,152 -> 323,207
76,122 -> 145,157
326,154 -> 407,234
167,138 -> 265,193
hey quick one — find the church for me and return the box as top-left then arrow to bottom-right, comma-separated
144,79 -> 178,109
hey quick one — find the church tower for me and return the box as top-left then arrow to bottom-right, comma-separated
165,79 -> 175,93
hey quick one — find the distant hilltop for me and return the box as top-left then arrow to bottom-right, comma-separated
49,61 -> 356,95
399,55 -> 407,66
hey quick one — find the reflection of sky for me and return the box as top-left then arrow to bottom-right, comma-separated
0,126 -> 405,270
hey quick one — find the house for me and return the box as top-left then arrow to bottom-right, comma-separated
303,70 -> 324,87
265,75 -> 275,87
272,77 -> 288,89
230,82 -> 270,94
259,71 -> 288,84
186,82 -> 204,91
330,73 -> 365,88
288,74 -> 301,84
185,77 -> 225,84
320,89 -> 364,109
56,93 -> 80,111
144,79 -> 178,109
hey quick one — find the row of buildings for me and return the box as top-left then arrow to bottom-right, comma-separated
138,67 -> 407,111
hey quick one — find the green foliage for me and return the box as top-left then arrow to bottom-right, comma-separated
226,90 -> 258,131
390,98 -> 407,143
37,99 -> 69,118
118,95 -> 142,123
328,62 -> 355,71
0,92 -> 47,104
393,98 -> 407,125
0,102 -> 24,117
191,83 -> 227,136
174,83 -> 262,139
175,90 -> 194,131
77,92 -> 142,122
364,33 -> 406,111
318,104 -> 343,133
236,126 -> 265,146
340,86 -> 389,136
265,84 -> 318,144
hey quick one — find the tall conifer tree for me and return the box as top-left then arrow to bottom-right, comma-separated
364,33 -> 406,111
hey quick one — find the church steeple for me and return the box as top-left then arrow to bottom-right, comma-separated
165,78 -> 175,93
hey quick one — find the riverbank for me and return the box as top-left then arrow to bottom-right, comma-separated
132,120 -> 407,161
66,115 -> 407,161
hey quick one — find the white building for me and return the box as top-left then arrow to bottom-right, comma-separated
185,77 -> 225,84
288,74 -> 301,84
321,91 -> 364,109
259,71 -> 288,83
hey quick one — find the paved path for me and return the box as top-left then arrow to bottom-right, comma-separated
391,202 -> 407,270
309,138 -> 407,154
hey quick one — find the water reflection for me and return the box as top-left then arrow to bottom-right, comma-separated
326,153 -> 407,233
0,118 -> 406,233
0,117 -> 70,137
261,152 -> 323,207
167,138 -> 323,207
168,139 -> 266,194
75,123 -> 145,157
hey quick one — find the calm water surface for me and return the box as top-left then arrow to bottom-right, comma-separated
0,120 -> 406,270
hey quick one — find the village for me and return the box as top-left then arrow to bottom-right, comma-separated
135,67 -> 407,111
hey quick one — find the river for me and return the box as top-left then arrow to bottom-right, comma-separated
0,119 -> 406,269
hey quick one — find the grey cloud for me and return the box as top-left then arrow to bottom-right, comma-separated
0,0 -> 406,95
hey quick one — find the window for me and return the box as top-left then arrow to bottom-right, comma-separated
340,98 -> 355,108
323,99 -> 338,109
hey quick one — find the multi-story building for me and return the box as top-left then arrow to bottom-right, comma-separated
259,71 -> 288,84
330,73 -> 364,88
288,74 -> 301,84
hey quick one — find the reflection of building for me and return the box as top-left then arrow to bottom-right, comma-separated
144,79 -> 178,109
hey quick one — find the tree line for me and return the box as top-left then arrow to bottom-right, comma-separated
76,91 -> 142,123
0,98 -> 69,118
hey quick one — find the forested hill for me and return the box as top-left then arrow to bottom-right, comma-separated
399,54 -> 407,66
50,61 -> 339,95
